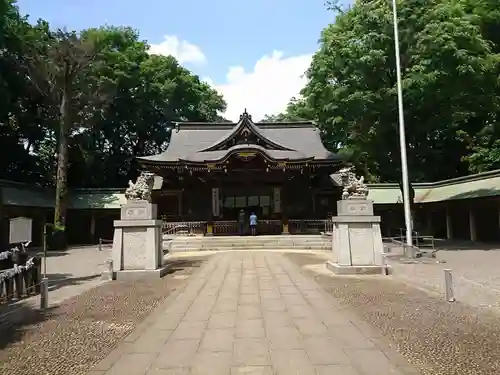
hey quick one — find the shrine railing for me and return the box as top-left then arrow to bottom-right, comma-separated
162,218 -> 333,236
162,220 -> 207,236
288,219 -> 332,234
258,220 -> 282,235
213,220 -> 282,235
213,221 -> 239,235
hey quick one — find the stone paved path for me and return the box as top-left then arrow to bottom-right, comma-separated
88,252 -> 418,375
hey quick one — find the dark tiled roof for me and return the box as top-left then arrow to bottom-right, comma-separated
137,112 -> 339,164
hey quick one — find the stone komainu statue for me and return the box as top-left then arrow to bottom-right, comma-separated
124,172 -> 155,202
332,166 -> 369,200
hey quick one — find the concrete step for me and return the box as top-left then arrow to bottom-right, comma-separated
164,235 -> 331,252
166,239 -> 329,245
168,240 -> 329,245
165,242 -> 330,248
166,243 -> 330,250
168,247 -> 330,252
162,234 -> 328,240
172,243 -> 330,248
168,245 -> 329,250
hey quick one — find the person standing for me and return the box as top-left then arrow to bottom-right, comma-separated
238,209 -> 245,235
249,212 -> 258,236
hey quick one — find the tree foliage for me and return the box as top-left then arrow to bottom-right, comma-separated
0,0 -> 226,194
4,0 -> 500,188
273,0 -> 500,182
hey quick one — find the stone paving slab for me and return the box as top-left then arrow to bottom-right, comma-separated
89,252 -> 420,375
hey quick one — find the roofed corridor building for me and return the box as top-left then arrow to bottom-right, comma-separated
137,110 -> 344,235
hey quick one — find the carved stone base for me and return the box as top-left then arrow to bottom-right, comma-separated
120,200 -> 157,220
337,198 -> 374,216
326,261 -> 390,275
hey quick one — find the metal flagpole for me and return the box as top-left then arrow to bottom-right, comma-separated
391,0 -> 413,246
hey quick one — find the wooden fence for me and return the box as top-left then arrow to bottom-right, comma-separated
0,246 -> 42,305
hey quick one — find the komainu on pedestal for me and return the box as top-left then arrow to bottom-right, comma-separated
327,167 -> 387,275
124,171 -> 155,202
111,172 -> 168,280
331,166 -> 369,200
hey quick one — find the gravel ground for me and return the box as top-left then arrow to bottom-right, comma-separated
285,252 -> 500,375
0,256 -> 208,375
389,248 -> 500,312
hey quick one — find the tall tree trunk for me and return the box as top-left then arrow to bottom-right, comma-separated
53,83 -> 71,228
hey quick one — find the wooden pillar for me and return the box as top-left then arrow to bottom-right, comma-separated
469,209 -> 477,242
207,187 -> 218,236
90,212 -> 96,243
497,205 -> 500,229
497,203 -> 500,241
0,187 -> 5,249
427,212 -> 433,237
445,207 -> 453,240
312,190 -> 316,215
178,191 -> 183,217
275,186 -> 288,234
41,210 -> 47,248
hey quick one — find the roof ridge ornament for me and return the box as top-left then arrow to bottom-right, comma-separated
240,109 -> 252,121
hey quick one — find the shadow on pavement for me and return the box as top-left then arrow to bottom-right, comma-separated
46,273 -> 102,292
165,258 -> 206,276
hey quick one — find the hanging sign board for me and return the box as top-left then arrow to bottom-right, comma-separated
212,188 -> 220,217
273,187 -> 281,213
9,216 -> 32,244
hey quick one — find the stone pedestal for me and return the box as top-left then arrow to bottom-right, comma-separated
111,200 -> 168,280
326,197 -> 386,275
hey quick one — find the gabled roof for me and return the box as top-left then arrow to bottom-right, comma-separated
137,110 -> 340,165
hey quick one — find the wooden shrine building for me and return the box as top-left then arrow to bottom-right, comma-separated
137,110 -> 344,235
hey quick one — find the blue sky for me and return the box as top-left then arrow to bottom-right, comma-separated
16,0 -> 339,120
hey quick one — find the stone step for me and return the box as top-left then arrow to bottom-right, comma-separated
168,240 -> 329,245
170,243 -> 330,248
168,247 -> 330,252
165,243 -> 330,252
167,243 -> 330,250
167,241 -> 330,246
162,235 -> 328,240
163,234 -> 331,252
168,241 -> 331,247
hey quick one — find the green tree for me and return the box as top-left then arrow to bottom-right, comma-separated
262,98 -> 312,122
457,0 -> 500,172
66,26 -> 226,188
299,0 -> 499,182
0,0 -> 54,184
23,27 -> 105,228
1,11 -> 227,196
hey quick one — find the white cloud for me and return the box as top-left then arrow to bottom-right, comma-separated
147,35 -> 311,120
207,51 -> 312,122
149,35 -> 206,65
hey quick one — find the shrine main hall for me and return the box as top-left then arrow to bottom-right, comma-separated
136,110 -> 344,235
